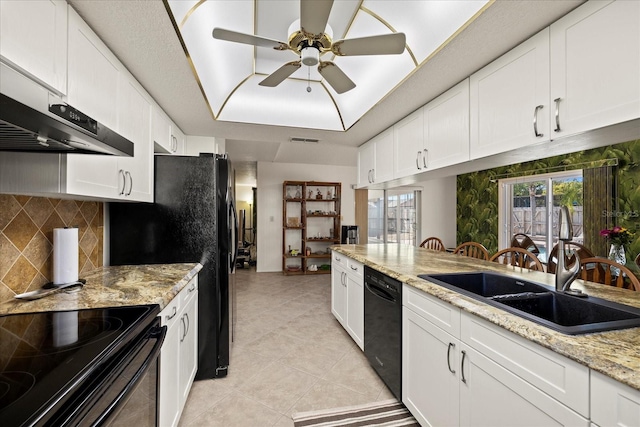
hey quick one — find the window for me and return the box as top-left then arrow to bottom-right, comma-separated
499,171 -> 583,262
367,189 -> 421,245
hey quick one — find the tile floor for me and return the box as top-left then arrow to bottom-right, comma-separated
178,267 -> 394,426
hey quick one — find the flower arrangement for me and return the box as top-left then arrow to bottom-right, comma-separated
600,226 -> 634,247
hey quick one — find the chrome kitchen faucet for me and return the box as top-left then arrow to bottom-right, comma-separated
555,206 -> 585,296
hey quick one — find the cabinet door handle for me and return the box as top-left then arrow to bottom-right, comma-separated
447,342 -> 456,374
416,151 -> 422,170
350,265 -> 358,272
125,171 -> 132,196
342,271 -> 346,287
371,169 -> 375,183
118,169 -> 126,195
533,105 -> 544,137
461,350 -> 467,383
553,97 -> 561,132
185,312 -> 190,336
423,149 -> 428,169
165,306 -> 177,321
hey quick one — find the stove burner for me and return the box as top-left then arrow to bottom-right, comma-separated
0,371 -> 36,409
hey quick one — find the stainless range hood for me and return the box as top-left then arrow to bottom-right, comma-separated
0,62 -> 133,156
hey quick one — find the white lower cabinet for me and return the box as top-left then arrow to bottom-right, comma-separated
160,276 -> 198,427
403,284 -> 589,427
330,251 -> 364,350
590,370 -> 640,427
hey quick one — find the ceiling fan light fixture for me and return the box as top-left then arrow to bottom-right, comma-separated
301,46 -> 320,66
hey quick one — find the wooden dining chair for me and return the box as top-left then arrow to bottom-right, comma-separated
510,233 -> 540,254
635,253 -> 640,270
546,242 -> 594,274
489,247 -> 545,271
579,257 -> 639,291
453,242 -> 490,260
419,237 -> 445,251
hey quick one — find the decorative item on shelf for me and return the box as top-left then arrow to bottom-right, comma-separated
308,189 -> 313,199
295,186 -> 302,198
326,189 -> 332,199
318,264 -> 331,271
286,188 -> 292,199
329,229 -> 334,238
308,264 -> 318,272
287,217 -> 300,227
286,265 -> 301,272
306,247 -> 311,256
601,225 -> 632,274
290,248 -> 299,256
316,188 -> 322,199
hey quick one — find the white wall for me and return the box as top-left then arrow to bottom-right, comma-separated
185,136 -> 225,155
257,161 -> 357,272
419,176 -> 457,248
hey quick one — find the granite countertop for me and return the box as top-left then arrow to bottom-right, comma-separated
333,244 -> 640,391
0,263 -> 202,316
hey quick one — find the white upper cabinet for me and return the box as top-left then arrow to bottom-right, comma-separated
67,7 -> 119,130
357,128 -> 393,188
152,107 -> 173,154
550,0 -> 640,138
424,79 -> 470,171
171,124 -> 186,155
393,109 -> 424,179
470,28 -> 550,160
0,0 -> 68,95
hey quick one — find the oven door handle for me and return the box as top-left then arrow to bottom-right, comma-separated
365,282 -> 396,303
91,324 -> 167,426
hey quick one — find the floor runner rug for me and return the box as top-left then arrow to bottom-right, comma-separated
292,399 -> 420,426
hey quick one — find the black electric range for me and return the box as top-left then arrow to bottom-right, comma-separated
0,304 -> 164,427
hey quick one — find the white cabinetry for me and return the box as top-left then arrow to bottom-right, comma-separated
171,124 -> 186,155
424,79 -> 470,171
357,128 -> 393,188
152,106 -> 173,153
0,0 -> 67,94
550,0 -> 640,139
330,251 -> 364,349
67,7 -> 119,130
403,284 -> 589,427
591,370 -> 640,427
160,276 -> 198,427
470,28 -> 550,160
393,109 -> 424,179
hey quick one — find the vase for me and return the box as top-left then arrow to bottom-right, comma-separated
608,244 -> 626,276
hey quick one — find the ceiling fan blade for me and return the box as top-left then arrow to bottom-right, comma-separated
332,32 -> 406,56
318,62 -> 356,94
300,0 -> 334,37
259,61 -> 302,87
212,28 -> 289,50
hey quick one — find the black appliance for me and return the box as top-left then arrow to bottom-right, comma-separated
0,63 -> 133,156
109,154 -> 238,379
0,305 -> 165,426
341,225 -> 359,244
364,266 -> 402,400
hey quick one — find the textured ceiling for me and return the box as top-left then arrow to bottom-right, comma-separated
67,0 -> 584,171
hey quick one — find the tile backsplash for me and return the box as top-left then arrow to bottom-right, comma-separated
0,195 -> 103,302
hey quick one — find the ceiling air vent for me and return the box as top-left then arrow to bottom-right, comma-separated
290,137 -> 319,144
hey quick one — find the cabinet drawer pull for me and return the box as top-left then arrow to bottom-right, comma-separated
533,105 -> 544,137
118,169 -> 126,195
461,350 -> 467,383
350,265 -> 359,272
553,97 -> 561,132
165,306 -> 177,321
188,284 -> 196,293
447,342 -> 456,374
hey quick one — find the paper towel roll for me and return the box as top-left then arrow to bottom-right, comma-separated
53,227 -> 79,285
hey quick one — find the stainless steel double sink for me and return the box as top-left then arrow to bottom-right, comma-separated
419,272 -> 640,335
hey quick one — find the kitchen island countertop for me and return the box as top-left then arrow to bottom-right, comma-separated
0,263 -> 202,315
333,244 -> 640,391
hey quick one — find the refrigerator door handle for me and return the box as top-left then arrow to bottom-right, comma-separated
228,192 -> 239,273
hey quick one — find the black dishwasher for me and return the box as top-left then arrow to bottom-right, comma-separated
364,266 -> 402,400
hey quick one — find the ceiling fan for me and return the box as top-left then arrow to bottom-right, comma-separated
212,0 -> 406,94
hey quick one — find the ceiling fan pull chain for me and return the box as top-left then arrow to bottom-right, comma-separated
307,67 -> 312,93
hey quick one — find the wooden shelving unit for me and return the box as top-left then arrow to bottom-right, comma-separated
283,181 -> 341,275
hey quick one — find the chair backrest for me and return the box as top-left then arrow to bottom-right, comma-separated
489,247 -> 545,271
453,242 -> 490,261
579,257 -> 639,291
419,237 -> 445,251
636,253 -> 640,270
510,233 -> 540,254
547,242 -> 595,274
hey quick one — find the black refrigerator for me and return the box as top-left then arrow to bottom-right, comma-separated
109,153 -> 237,380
